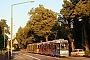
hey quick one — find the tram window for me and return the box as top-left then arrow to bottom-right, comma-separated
49,44 -> 52,49
43,45 -> 45,49
60,43 -> 68,50
40,45 -> 42,48
53,44 -> 56,49
66,43 -> 69,49
42,45 -> 43,48
48,44 -> 51,49
38,45 -> 40,49
50,44 -> 53,49
47,44 -> 49,48
56,43 -> 60,49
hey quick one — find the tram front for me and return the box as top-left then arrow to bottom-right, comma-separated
54,39 -> 69,57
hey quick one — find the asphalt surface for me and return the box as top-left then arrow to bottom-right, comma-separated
10,51 -> 90,60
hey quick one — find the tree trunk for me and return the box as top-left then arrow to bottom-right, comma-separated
45,35 -> 48,42
85,40 -> 89,51
71,39 -> 75,51
68,33 -> 75,51
83,20 -> 89,51
40,40 -> 42,43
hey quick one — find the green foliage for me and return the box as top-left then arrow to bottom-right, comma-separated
28,5 -> 57,37
61,0 -> 90,19
74,0 -> 90,18
16,27 -> 28,49
16,4 -> 71,48
74,0 -> 90,51
61,0 -> 90,51
51,22 -> 69,39
0,19 -> 10,49
0,19 -> 10,34
0,50 -> 6,54
85,51 -> 90,56
61,0 -> 75,19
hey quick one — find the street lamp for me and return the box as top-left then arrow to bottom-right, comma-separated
10,0 -> 34,57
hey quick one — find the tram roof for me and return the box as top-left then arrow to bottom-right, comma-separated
41,42 -> 47,44
53,39 -> 68,43
47,41 -> 53,44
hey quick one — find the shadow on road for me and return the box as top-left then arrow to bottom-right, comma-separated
85,56 -> 90,58
10,53 -> 18,60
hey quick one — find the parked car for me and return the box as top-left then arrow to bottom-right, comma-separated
70,49 -> 85,57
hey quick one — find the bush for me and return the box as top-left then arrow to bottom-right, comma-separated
0,48 -> 6,54
85,51 -> 90,57
0,50 -> 7,54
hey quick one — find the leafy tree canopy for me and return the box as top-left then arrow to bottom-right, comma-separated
28,4 -> 57,37
74,0 -> 90,18
16,27 -> 28,49
0,19 -> 10,49
60,0 -> 75,19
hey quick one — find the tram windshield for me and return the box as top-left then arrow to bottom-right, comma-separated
60,43 -> 68,50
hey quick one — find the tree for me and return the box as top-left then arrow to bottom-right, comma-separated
25,21 -> 36,43
60,0 -> 90,51
28,4 -> 57,42
51,14 -> 69,40
16,27 -> 28,49
0,19 -> 10,49
60,0 -> 75,51
73,0 -> 90,51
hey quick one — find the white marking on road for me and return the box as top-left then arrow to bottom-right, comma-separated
20,53 -> 41,60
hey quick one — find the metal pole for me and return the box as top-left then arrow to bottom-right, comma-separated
10,0 -> 34,57
10,5 -> 13,57
8,40 -> 9,60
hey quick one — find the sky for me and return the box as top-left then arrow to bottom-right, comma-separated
0,0 -> 64,39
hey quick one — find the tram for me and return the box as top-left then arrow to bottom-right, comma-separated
27,39 -> 69,57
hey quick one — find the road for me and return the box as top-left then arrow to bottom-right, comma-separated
11,51 -> 90,60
